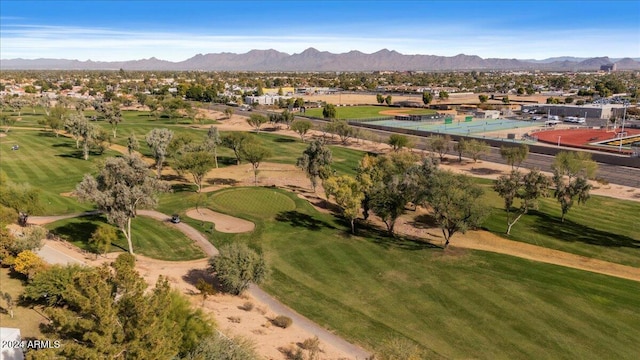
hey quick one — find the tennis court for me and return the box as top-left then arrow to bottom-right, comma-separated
366,118 -> 538,136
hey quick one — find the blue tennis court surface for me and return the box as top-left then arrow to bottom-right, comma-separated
366,118 -> 537,136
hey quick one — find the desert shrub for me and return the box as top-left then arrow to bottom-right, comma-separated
227,316 -> 241,323
272,315 -> 293,328
208,243 -> 267,295
186,333 -> 260,360
240,301 -> 254,311
375,337 -> 425,360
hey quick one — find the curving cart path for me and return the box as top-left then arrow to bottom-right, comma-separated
31,209 -> 372,359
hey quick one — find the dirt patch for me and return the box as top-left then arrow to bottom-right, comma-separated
186,208 -> 255,233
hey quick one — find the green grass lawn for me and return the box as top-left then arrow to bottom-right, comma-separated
197,187 -> 640,359
478,183 -> 640,268
46,214 -> 205,260
0,130 -> 118,215
303,105 -> 436,120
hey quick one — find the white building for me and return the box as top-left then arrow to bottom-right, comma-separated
475,110 -> 501,119
244,95 -> 291,106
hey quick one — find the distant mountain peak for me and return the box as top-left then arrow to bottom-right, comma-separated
1,49 -> 638,71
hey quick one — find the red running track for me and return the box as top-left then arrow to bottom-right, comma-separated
535,128 -> 640,154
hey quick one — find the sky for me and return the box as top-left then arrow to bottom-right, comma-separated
1,0 -> 639,62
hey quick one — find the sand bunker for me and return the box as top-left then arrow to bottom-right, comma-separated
186,208 -> 255,233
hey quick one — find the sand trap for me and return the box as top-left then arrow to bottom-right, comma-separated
186,208 -> 255,233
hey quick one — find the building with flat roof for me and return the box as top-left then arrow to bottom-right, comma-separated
521,104 -> 626,120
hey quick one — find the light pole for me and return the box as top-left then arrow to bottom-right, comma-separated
557,135 -> 561,147
619,105 -> 627,153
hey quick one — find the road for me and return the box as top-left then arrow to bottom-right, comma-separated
307,116 -> 640,188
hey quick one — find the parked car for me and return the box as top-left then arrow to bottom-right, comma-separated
170,214 -> 181,224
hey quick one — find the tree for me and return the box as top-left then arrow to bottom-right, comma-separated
146,128 -> 174,177
500,144 -> 529,169
454,138 -> 467,162
204,126 -> 222,168
280,109 -> 295,129
552,151 -> 597,222
127,132 -> 139,154
332,119 -> 354,144
90,224 -> 118,256
25,254 -> 213,359
224,107 -> 234,119
385,95 -> 393,106
75,155 -> 170,255
478,94 -> 489,103
145,97 -> 160,119
241,141 -> 271,185
0,175 -> 43,217
102,102 -> 123,138
246,114 -> 267,133
464,139 -> 490,163
388,134 -> 410,152
357,152 -> 432,235
502,95 -> 510,104
64,113 -> 85,149
77,116 -> 98,160
1,292 -> 14,318
13,250 -> 47,279
324,175 -> 364,234
162,97 -> 186,121
0,114 -> 16,133
296,139 -> 333,192
494,169 -> 550,234
42,104 -> 67,136
195,279 -> 216,306
427,171 -> 489,247
222,132 -> 253,165
368,153 -> 424,236
376,93 -> 385,104
439,91 -> 449,101
428,134 -> 451,161
23,264 -> 90,306
422,91 -> 433,105
291,119 -> 313,142
208,243 -> 267,295
322,103 -> 337,119
174,150 -> 216,192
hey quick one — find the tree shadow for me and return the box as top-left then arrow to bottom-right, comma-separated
182,268 -> 224,293
51,142 -> 74,148
356,221 -> 441,251
274,137 -> 295,143
205,177 -> 239,186
469,167 -> 503,176
170,183 -> 197,193
49,217 -> 101,242
162,174 -> 185,182
275,210 -> 335,231
219,156 -> 238,166
532,211 -> 640,249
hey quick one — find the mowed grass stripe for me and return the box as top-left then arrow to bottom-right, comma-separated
132,216 -> 205,260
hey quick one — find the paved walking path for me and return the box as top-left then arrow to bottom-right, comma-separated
32,209 -> 372,359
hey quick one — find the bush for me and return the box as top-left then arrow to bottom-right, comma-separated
208,243 -> 268,295
240,301 -> 254,311
272,315 -> 293,328
186,334 -> 260,360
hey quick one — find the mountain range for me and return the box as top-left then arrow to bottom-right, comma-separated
2,48 -> 639,71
